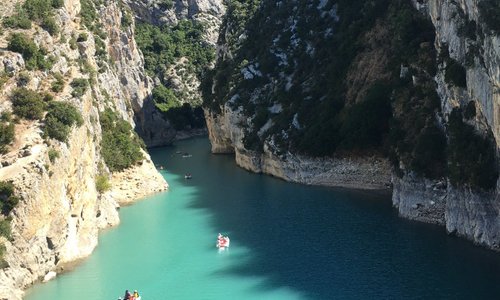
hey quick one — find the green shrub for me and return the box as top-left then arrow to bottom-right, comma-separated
69,34 -> 78,50
0,121 -> 15,154
152,85 -> 180,112
70,78 -> 88,98
95,175 -> 111,193
10,88 -> 47,120
2,10 -> 32,29
478,0 -> 500,34
80,0 -> 97,30
447,108 -> 498,190
51,0 -> 64,9
445,59 -> 467,88
0,220 -> 11,239
23,0 -> 52,21
463,101 -> 476,120
17,72 -> 31,86
77,32 -> 88,42
48,148 -> 59,163
0,243 -> 8,269
121,11 -> 133,28
7,33 -> 38,61
100,108 -> 144,172
0,181 -> 19,216
7,33 -> 50,70
44,101 -> 83,142
410,123 -> 447,178
42,15 -> 59,36
135,20 -> 215,79
51,73 -> 65,92
94,36 -> 107,58
0,73 -> 9,90
339,83 -> 392,150
159,0 -> 174,10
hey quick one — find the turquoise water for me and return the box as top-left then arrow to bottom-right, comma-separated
26,137 -> 500,299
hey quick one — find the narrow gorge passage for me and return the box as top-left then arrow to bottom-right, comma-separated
25,138 -> 500,300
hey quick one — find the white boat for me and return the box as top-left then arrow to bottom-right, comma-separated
216,233 -> 230,250
184,174 -> 192,179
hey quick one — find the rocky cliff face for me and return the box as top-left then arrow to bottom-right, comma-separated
0,0 -> 167,298
127,0 -> 225,147
204,0 -> 500,251
393,0 -> 500,251
205,107 -> 392,190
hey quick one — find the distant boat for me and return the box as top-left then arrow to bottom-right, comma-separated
216,233 -> 230,250
182,153 -> 192,158
176,151 -> 182,154
184,174 -> 192,179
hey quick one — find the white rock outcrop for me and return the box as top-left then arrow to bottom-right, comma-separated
0,1 -> 168,298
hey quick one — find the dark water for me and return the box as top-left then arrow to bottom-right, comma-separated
26,137 -> 500,299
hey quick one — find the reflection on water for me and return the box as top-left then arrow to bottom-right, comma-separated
26,137 -> 500,300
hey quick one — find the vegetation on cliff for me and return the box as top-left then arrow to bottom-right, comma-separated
447,108 -> 498,190
0,181 -> 19,268
135,18 -> 214,130
99,108 -> 144,172
203,0 -> 498,190
44,102 -> 84,142
7,33 -> 54,70
3,0 -> 63,35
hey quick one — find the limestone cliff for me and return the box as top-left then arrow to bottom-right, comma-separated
205,107 -> 392,190
127,0 -> 225,147
203,0 -> 500,251
0,0 -> 167,298
393,0 -> 500,250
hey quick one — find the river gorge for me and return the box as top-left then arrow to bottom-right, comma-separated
24,138 -> 500,299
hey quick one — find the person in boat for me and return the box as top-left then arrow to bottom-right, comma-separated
133,290 -> 141,300
123,290 -> 131,300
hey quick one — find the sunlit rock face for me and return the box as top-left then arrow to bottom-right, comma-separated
0,1 -> 167,298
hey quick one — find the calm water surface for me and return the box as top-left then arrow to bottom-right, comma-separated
25,137 -> 500,299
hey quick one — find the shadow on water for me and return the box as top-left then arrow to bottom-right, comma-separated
150,137 -> 500,300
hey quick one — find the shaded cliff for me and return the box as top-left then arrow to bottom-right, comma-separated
203,0 -> 499,250
0,0 -> 167,298
127,0 -> 226,147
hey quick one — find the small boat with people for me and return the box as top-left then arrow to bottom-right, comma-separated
181,152 -> 192,158
217,233 -> 230,250
185,173 -> 192,179
118,289 -> 141,300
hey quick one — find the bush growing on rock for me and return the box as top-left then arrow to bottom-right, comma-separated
43,101 -> 83,142
0,181 -> 19,216
0,243 -> 8,269
17,72 -> 31,86
41,15 -> 59,36
7,33 -> 38,61
0,121 -> 15,154
100,109 -> 144,171
99,108 -> 144,172
447,108 -> 498,190
445,59 -> 467,88
51,73 -> 65,92
2,9 -> 32,29
70,78 -> 88,98
479,0 -> 500,34
95,175 -> 111,193
48,148 -> 59,163
152,85 -> 180,112
7,33 -> 51,70
10,88 -> 47,120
